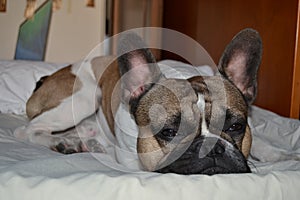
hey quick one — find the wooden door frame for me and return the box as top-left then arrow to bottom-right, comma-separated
290,0 -> 300,119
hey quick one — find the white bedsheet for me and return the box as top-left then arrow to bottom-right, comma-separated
0,106 -> 300,200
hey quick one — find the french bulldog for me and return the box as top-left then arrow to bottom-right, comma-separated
14,28 -> 262,175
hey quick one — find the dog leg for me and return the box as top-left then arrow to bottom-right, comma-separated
15,125 -> 106,154
14,114 -> 106,154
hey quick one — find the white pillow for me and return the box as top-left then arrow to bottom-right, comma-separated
0,60 -> 68,115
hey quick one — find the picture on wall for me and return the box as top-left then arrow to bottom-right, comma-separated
15,0 -> 52,61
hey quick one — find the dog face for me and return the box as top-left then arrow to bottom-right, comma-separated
117,29 -> 262,175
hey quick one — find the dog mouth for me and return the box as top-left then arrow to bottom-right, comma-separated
154,137 -> 251,175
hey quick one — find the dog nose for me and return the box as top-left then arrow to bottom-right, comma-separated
198,137 -> 225,158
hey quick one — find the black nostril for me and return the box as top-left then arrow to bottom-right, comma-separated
214,144 -> 225,154
208,142 -> 225,156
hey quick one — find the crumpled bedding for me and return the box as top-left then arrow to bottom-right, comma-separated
0,60 -> 300,200
0,107 -> 300,200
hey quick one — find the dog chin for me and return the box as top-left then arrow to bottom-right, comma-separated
155,161 -> 251,175
155,159 -> 251,175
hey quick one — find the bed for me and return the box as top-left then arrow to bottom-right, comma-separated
0,59 -> 300,200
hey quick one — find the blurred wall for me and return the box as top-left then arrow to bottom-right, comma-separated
0,0 -> 106,63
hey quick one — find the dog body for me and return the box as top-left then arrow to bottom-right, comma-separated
14,29 -> 262,175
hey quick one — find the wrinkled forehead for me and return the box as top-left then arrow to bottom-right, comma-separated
145,78 -> 199,105
196,76 -> 248,117
158,79 -> 197,99
134,78 -> 199,125
135,75 -> 248,125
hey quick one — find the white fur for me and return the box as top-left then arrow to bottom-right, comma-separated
197,94 -> 211,137
14,59 -> 101,144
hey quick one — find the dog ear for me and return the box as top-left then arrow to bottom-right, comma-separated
117,33 -> 164,101
218,28 -> 262,104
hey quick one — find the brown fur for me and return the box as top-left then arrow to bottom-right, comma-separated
135,79 -> 201,170
27,56 -> 121,134
91,56 -> 120,134
26,65 -> 82,119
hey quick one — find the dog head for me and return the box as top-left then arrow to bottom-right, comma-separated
117,29 -> 262,175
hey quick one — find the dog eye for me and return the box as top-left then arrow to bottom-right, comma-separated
158,128 -> 177,141
226,123 -> 244,133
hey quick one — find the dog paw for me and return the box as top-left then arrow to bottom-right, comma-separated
85,139 -> 106,153
51,139 -> 84,154
54,143 -> 78,154
51,138 -> 106,154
